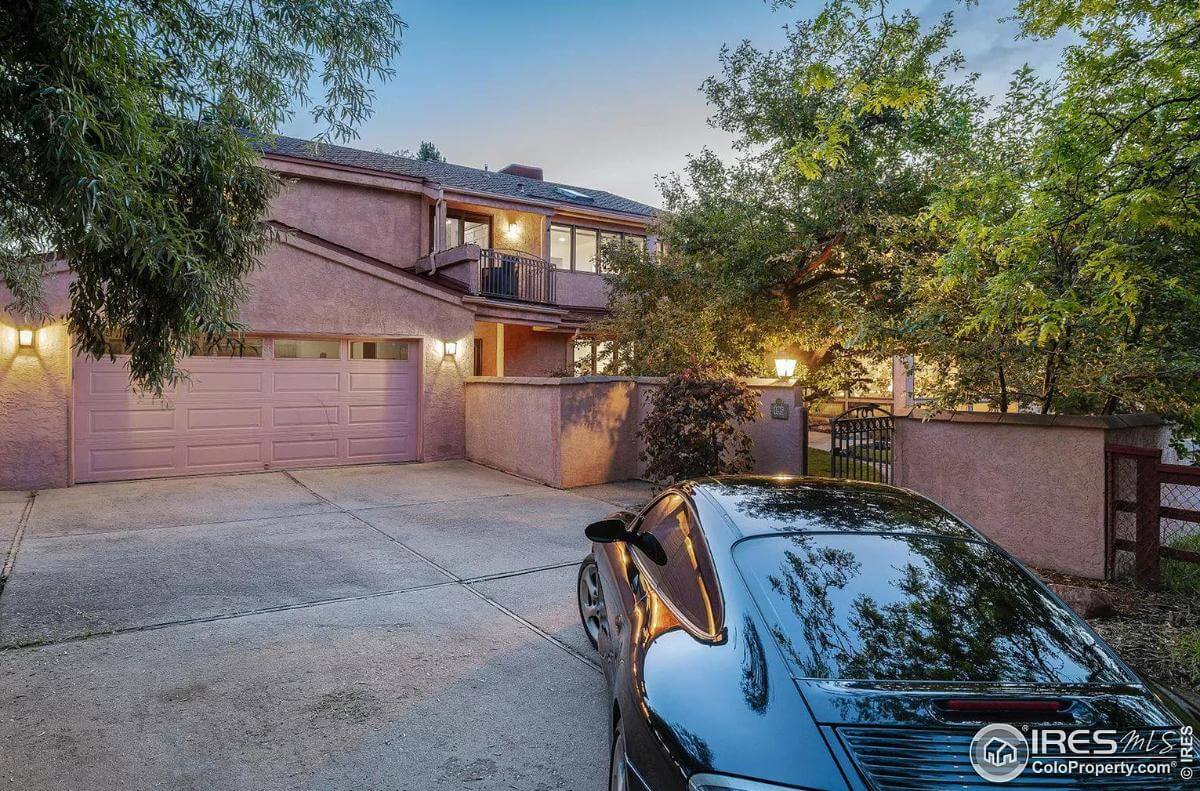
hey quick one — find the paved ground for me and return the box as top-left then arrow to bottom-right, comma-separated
0,461 -> 653,790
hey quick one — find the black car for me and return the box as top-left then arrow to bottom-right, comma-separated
577,476 -> 1199,791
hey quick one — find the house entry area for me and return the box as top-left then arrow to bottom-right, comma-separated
72,336 -> 420,482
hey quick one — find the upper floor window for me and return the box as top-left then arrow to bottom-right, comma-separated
440,210 -> 491,250
550,223 -> 645,273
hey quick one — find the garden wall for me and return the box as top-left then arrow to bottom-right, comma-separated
893,411 -> 1166,579
463,376 -> 806,488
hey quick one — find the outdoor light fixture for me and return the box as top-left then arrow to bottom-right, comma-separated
774,357 -> 798,378
444,340 -> 458,357
18,327 -> 34,348
505,221 -> 520,241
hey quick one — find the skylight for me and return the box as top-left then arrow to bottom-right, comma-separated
554,186 -> 594,204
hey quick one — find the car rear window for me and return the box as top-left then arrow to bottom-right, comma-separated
734,533 -> 1129,684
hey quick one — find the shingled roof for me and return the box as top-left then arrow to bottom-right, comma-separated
262,135 -> 657,219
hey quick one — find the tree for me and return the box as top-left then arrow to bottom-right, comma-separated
601,0 -> 979,401
377,141 -> 446,162
606,0 -> 1200,449
638,369 -> 760,484
898,0 -> 1200,438
1,0 -> 405,391
415,141 -> 445,162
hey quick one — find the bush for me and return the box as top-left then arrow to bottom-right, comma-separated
639,369 -> 759,484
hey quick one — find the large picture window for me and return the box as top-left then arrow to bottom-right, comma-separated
550,223 -> 645,273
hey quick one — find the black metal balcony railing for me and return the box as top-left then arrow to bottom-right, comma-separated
477,248 -> 556,305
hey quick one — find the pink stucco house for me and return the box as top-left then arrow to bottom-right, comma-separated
0,138 -> 658,489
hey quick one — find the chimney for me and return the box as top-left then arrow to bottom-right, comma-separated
499,163 -> 543,180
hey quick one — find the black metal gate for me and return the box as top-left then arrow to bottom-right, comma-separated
831,404 -> 894,484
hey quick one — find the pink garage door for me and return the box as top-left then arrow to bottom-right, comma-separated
73,337 -> 420,483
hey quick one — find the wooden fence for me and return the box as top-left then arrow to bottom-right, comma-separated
1105,444 -> 1200,587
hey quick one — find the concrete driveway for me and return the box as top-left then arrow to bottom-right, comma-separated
0,462 -> 651,790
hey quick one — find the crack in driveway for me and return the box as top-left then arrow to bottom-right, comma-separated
0,492 -> 36,600
280,470 -> 602,673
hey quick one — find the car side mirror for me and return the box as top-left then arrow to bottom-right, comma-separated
584,517 -> 668,567
585,518 -> 629,543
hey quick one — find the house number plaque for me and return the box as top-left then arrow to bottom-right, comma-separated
770,398 -> 789,420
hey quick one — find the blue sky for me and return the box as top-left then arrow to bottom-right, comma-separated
282,0 -> 1069,206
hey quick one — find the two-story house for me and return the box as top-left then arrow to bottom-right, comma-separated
0,138 -> 657,488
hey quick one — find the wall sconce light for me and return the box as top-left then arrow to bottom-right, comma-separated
18,327 -> 34,348
504,221 -> 520,241
774,357 -> 798,379
444,340 -> 458,357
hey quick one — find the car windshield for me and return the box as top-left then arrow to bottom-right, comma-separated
734,533 -> 1130,685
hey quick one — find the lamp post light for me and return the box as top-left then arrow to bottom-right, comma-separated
774,357 -> 797,379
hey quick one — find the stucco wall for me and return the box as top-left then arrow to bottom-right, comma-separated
560,380 -> 639,487
270,178 -> 425,268
501,324 -> 571,376
463,380 -> 561,484
243,243 -> 475,461
555,270 -> 609,310
893,413 -> 1166,578
464,376 -> 805,488
0,273 -> 73,490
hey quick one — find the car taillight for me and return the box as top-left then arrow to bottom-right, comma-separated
941,698 -> 1066,713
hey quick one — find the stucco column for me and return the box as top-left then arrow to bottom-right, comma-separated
434,193 -> 447,253
495,323 -> 505,376
893,355 -> 913,414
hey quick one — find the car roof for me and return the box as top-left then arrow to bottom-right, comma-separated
689,476 -> 980,545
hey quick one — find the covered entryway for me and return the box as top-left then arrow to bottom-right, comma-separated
72,337 -> 420,482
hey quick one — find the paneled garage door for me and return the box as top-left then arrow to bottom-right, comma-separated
73,337 -> 419,482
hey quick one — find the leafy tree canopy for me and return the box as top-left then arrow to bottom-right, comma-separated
1,0 -> 405,390
414,140 -> 445,162
605,0 -> 1200,445
377,140 -> 445,162
602,0 -> 980,398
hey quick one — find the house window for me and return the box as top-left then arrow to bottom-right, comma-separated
574,229 -> 598,273
573,338 -> 596,374
102,331 -> 129,356
275,339 -> 341,359
350,340 -> 408,360
550,224 -> 572,268
190,335 -> 264,358
440,211 -> 491,250
550,224 -> 646,272
573,336 -> 627,375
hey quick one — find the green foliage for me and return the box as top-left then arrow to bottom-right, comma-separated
415,141 -> 445,162
638,369 -> 760,484
607,0 -> 1200,450
1,0 -> 404,391
602,0 -> 979,401
899,0 -> 1200,436
1162,534 -> 1200,595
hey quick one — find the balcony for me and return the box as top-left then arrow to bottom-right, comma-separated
476,248 -> 556,305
